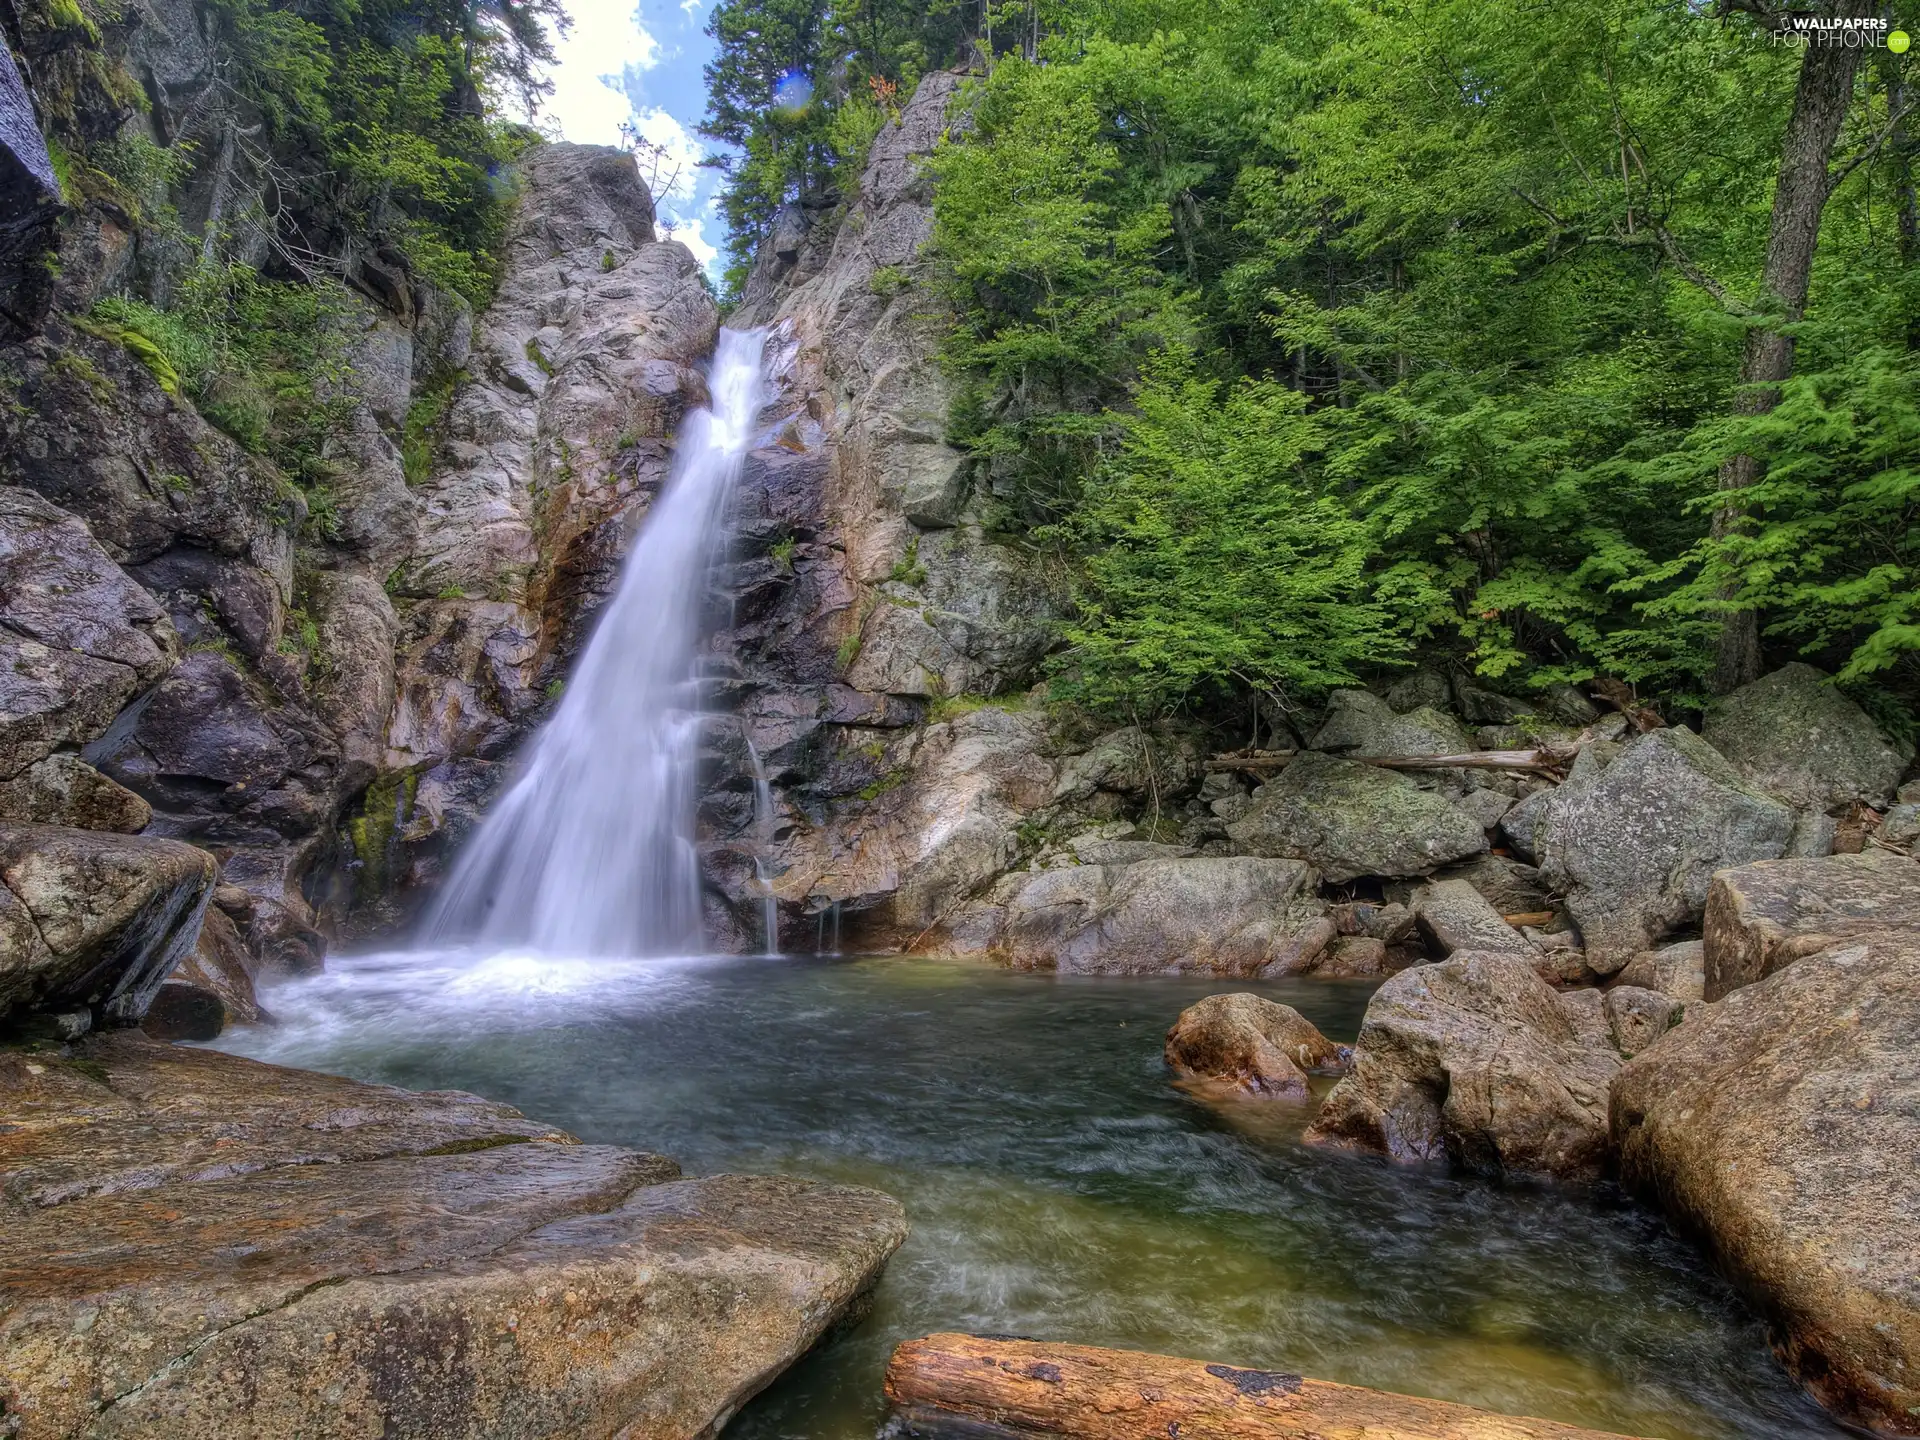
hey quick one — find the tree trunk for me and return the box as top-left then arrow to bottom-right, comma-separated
884,1334 -> 1654,1440
1709,6 -> 1870,693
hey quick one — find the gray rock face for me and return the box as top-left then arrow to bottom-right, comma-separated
0,823 -> 214,1026
0,1034 -> 908,1440
1308,951 -> 1637,1180
1164,993 -> 1348,1099
996,857 -> 1332,976
1225,752 -> 1487,883
1536,727 -> 1793,969
1611,932 -> 1920,1434
1702,851 -> 1920,999
141,903 -> 263,1040
1310,689 -> 1473,758
0,487 -> 176,781
1704,663 -> 1911,811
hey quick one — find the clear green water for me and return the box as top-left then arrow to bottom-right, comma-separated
215,950 -> 1845,1440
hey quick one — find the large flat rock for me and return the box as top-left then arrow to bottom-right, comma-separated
1703,850 -> 1920,999
1611,931 -> 1920,1434
0,1034 -> 908,1438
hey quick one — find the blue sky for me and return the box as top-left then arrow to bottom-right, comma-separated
535,0 -> 728,273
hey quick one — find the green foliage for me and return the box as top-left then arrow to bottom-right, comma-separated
402,375 -> 461,486
1055,349 -> 1404,711
887,535 -> 926,586
769,534 -> 798,572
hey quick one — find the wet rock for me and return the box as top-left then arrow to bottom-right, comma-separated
1311,935 -> 1393,977
0,1034 -> 907,1440
1225,752 -> 1487,883
998,857 -> 1332,977
1703,662 -> 1911,812
1611,931 -> 1920,1434
0,754 -> 150,832
1610,940 -> 1705,1003
0,486 -> 177,780
1536,727 -> 1793,971
1702,850 -> 1920,999
1410,879 -> 1534,958
140,905 -> 262,1040
0,823 -> 214,1027
128,543 -> 284,661
1165,993 -> 1348,1099
1308,951 -> 1627,1180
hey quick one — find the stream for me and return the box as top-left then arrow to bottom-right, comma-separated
214,948 -> 1847,1440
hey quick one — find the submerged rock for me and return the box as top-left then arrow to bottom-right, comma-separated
1308,951 -> 1640,1180
1703,662 -> 1911,812
997,857 -> 1332,976
1536,727 -> 1792,970
1164,993 -> 1349,1099
0,1033 -> 907,1439
1702,850 -> 1920,999
1612,931 -> 1920,1434
1224,752 -> 1487,883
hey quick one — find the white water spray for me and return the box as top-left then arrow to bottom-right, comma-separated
423,328 -> 769,957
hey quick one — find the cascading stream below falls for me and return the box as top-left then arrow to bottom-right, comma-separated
423,327 -> 769,957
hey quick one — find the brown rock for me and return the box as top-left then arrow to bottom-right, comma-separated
1312,935 -> 1391,977
1610,940 -> 1705,1003
1308,951 -> 1626,1180
1164,993 -> 1348,1099
1601,985 -> 1680,1058
0,1033 -> 908,1439
0,824 -> 215,1027
1703,851 -> 1920,999
1611,932 -> 1920,1434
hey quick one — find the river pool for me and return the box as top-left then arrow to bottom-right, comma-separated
213,950 -> 1845,1440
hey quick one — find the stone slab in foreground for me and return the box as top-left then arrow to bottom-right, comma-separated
0,1034 -> 907,1439
1611,930 -> 1920,1435
1702,850 -> 1920,999
884,1333 -> 1650,1439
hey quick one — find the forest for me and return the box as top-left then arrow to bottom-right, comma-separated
702,0 -> 1920,733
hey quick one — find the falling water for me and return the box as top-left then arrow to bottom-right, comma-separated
743,736 -> 780,956
423,327 -> 769,957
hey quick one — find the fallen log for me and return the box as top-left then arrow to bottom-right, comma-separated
884,1334 -> 1651,1440
1205,749 -> 1564,777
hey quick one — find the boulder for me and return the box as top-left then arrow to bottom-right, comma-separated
1307,951 -> 1630,1180
1702,850 -> 1920,999
1610,940 -> 1706,1004
1498,786 -> 1554,863
997,857 -> 1332,976
1311,935 -> 1393,978
1703,662 -> 1911,811
1310,690 -> 1474,759
1164,993 -> 1348,1099
0,1034 -> 908,1440
1882,803 -> 1920,850
1409,879 -> 1534,958
1611,932 -> 1920,1434
1224,752 -> 1487,883
1536,727 -> 1793,970
0,753 -> 150,832
0,824 -> 215,1028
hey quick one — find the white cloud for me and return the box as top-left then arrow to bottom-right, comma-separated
542,1 -> 660,146
663,211 -> 719,270
623,106 -> 708,203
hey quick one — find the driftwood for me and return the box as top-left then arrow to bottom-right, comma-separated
1205,749 -> 1565,777
884,1334 -> 1652,1440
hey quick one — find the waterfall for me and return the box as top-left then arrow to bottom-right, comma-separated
422,327 -> 769,957
743,737 -> 779,956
